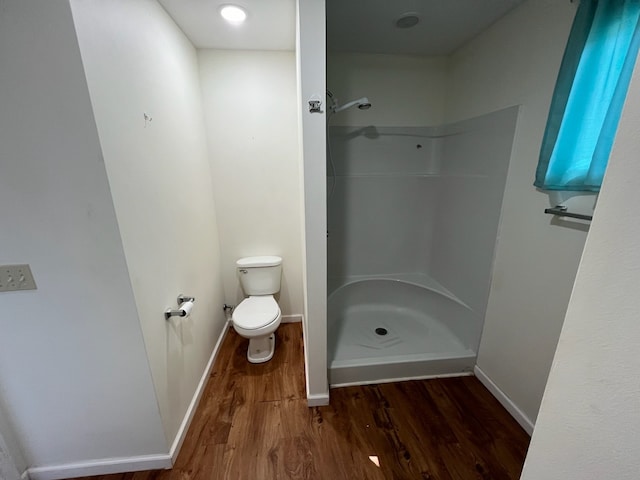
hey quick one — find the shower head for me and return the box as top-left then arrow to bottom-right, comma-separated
331,96 -> 372,114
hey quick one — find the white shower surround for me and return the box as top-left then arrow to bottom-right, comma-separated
327,107 -> 519,385
328,278 -> 479,386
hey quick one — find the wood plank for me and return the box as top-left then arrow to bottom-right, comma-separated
68,324 -> 530,480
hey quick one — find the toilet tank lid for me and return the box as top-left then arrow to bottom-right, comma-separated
236,256 -> 282,268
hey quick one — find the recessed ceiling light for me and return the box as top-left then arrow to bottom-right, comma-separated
220,4 -> 247,25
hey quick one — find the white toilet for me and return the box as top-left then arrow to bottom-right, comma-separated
231,256 -> 283,363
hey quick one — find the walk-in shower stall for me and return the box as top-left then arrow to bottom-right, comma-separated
327,107 -> 519,385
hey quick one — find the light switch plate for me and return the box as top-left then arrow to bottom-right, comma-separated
0,264 -> 37,292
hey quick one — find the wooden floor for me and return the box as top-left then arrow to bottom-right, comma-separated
79,323 -> 530,480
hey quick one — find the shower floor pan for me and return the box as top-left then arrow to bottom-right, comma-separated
328,278 -> 477,387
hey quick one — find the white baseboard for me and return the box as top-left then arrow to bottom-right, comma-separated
306,393 -> 330,407
281,314 -> 302,323
26,324 -> 232,480
330,372 -> 473,389
27,455 -> 171,480
474,365 -> 534,435
169,323 -> 230,463
302,316 -> 311,402
292,313 -> 329,407
299,316 -> 329,407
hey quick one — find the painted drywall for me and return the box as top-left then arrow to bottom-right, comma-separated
327,53 -> 448,127
0,449 -> 19,480
297,0 -> 329,404
0,443 -> 20,480
0,397 -> 26,479
520,53 -> 640,480
445,0 -> 586,423
0,0 -> 166,467
197,50 -> 304,316
70,0 -> 226,446
0,401 -> 24,480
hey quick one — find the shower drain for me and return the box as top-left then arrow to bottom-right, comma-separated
375,327 -> 388,336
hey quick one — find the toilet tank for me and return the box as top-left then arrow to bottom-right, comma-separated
236,256 -> 282,295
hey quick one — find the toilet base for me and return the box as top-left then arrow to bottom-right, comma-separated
247,334 -> 276,363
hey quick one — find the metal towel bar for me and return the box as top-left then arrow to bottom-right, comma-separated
544,205 -> 593,221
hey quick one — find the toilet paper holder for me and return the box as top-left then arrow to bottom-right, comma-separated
164,294 -> 195,320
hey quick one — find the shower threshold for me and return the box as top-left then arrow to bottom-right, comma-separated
329,351 -> 476,387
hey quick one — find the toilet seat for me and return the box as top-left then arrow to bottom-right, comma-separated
232,296 -> 280,330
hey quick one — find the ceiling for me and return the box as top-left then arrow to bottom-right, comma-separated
158,0 -> 296,50
158,0 -> 525,55
327,0 -> 526,56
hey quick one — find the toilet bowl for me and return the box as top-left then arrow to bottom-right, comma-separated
232,295 -> 282,363
231,256 -> 283,363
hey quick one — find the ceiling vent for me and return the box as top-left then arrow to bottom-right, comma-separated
395,12 -> 420,29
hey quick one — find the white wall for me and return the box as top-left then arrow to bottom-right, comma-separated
327,127 -> 438,278
520,53 -> 640,480
431,107 -> 518,318
445,0 -> 585,424
70,0 -> 226,450
197,50 -> 303,316
327,109 -> 517,356
297,0 -> 329,405
0,0 -> 166,468
327,53 -> 447,127
0,401 -> 26,480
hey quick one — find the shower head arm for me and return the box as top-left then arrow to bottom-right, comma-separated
332,97 -> 371,113
326,89 -> 338,110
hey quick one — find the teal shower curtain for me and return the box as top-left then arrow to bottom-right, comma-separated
535,0 -> 640,191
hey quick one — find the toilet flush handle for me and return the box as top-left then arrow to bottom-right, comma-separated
239,269 -> 248,274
